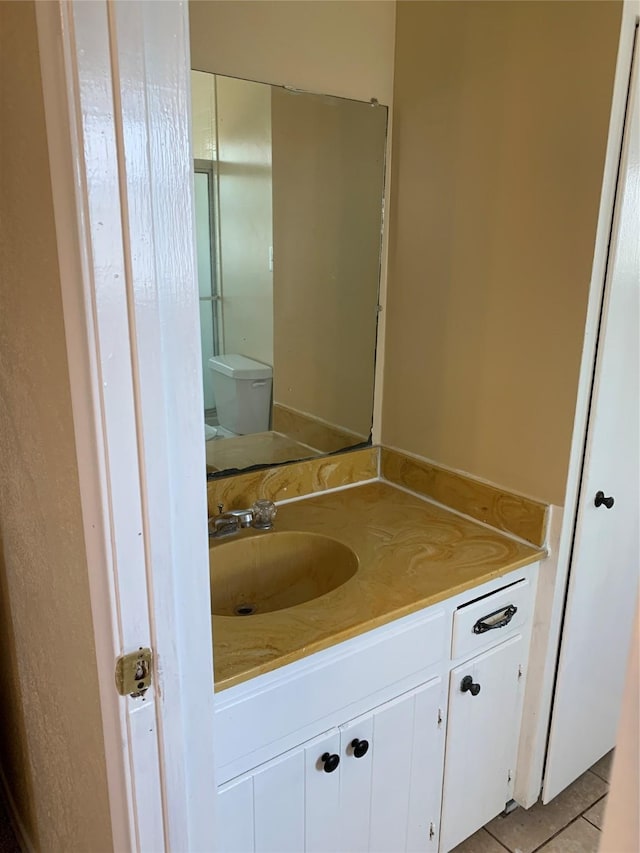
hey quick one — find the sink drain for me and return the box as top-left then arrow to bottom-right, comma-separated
234,603 -> 257,616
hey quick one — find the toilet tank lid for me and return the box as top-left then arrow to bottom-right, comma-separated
209,354 -> 273,380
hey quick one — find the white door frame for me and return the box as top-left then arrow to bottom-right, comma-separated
35,1 -> 217,850
515,1 -> 640,807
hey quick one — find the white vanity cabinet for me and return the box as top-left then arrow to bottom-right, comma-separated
214,566 -> 538,853
218,676 -> 445,853
439,579 -> 533,852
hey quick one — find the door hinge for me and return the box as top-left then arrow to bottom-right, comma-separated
518,664 -> 523,680
429,821 -> 435,841
437,708 -> 443,726
115,647 -> 152,698
507,769 -> 512,784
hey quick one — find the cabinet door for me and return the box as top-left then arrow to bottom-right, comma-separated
440,636 -> 524,852
253,747 -> 305,853
338,712 -> 374,853
217,729 -> 340,853
304,730 -> 341,853
339,676 -> 445,853
218,775 -> 254,853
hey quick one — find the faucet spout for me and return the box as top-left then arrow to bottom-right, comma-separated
209,515 -> 242,538
209,500 -> 277,538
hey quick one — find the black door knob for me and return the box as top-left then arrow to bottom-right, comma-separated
461,675 -> 481,696
350,738 -> 369,758
320,752 -> 340,773
594,491 -> 615,509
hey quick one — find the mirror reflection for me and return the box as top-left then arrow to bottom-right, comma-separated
191,71 -> 387,475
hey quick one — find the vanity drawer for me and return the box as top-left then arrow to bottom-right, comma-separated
452,578 -> 531,660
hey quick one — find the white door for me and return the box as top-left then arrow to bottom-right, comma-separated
35,1 -> 217,850
543,40 -> 640,803
440,637 -> 525,852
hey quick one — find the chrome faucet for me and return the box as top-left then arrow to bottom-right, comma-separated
209,500 -> 277,538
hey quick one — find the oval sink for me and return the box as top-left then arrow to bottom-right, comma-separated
210,531 -> 358,616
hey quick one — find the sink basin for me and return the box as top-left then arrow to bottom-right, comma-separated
210,531 -> 358,616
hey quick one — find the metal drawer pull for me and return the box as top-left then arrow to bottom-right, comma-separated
473,604 -> 517,634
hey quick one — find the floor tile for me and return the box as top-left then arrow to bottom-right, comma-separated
590,750 -> 614,783
485,771 -> 608,853
536,817 -> 600,852
451,828 -> 509,853
583,795 -> 607,830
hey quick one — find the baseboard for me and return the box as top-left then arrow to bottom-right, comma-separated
0,764 -> 35,853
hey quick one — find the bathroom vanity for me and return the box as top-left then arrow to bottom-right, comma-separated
209,482 -> 543,852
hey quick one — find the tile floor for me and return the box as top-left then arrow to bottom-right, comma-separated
452,752 -> 613,853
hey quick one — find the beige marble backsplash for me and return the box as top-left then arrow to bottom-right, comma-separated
272,403 -> 368,454
207,446 -> 379,515
207,444 -> 548,548
381,447 -> 548,547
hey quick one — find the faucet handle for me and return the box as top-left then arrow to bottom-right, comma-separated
252,499 -> 277,530
217,503 -> 224,515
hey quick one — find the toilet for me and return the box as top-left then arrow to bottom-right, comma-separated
208,354 -> 273,435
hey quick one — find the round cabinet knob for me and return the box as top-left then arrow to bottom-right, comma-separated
461,675 -> 481,696
594,491 -> 615,509
350,738 -> 369,758
320,752 -> 340,773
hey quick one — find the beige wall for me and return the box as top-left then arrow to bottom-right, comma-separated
189,0 -> 396,105
382,0 -> 622,505
0,3 -> 112,850
271,87 -> 386,436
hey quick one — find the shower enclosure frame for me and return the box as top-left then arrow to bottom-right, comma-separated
195,157 -> 223,419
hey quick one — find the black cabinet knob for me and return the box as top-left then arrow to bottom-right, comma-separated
461,675 -> 481,696
350,738 -> 369,758
320,752 -> 340,773
594,491 -> 615,509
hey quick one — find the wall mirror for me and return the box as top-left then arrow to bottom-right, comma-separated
191,70 -> 387,476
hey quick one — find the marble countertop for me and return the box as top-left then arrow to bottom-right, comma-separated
211,481 -> 545,691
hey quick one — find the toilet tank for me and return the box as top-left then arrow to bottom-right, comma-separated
208,354 -> 273,435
